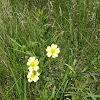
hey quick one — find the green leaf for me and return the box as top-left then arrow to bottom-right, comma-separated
48,86 -> 56,100
73,59 -> 77,66
26,51 -> 34,56
87,92 -> 96,100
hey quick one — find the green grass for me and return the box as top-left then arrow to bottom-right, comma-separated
0,0 -> 100,100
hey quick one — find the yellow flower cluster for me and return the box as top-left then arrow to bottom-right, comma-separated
26,44 -> 60,83
27,57 -> 40,82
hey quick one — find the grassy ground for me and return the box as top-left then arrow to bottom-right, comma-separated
0,0 -> 100,100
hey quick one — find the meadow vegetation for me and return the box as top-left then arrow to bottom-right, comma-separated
0,0 -> 100,100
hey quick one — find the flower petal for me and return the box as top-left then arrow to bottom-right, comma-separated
33,76 -> 39,82
30,57 -> 35,62
28,78 -> 32,82
56,48 -> 60,53
46,46 -> 51,52
27,61 -> 31,66
35,59 -> 39,65
29,57 -> 33,60
27,71 -> 32,78
51,44 -> 57,49
47,52 -> 52,57
52,53 -> 58,58
36,72 -> 40,76
34,66 -> 39,71
28,66 -> 33,71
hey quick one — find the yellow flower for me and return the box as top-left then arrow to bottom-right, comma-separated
46,44 -> 60,58
27,71 -> 40,82
27,57 -> 39,71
